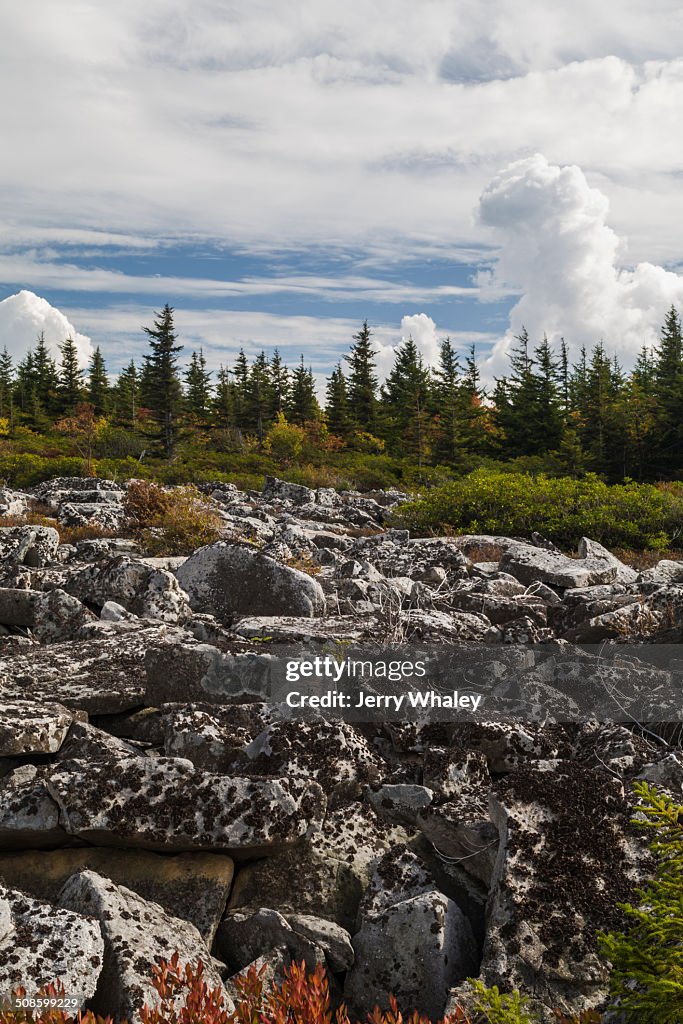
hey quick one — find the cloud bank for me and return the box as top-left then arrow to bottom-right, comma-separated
0,291 -> 93,367
478,154 -> 683,375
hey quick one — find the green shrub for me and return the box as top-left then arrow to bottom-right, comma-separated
124,481 -> 224,555
599,781 -> 683,1023
392,470 -> 683,549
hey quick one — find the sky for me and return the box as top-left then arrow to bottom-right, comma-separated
2,1 -> 683,387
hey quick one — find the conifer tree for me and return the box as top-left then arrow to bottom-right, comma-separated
346,320 -> 378,433
33,331 -> 59,412
245,352 -> 271,439
325,364 -> 351,437
232,349 -> 250,427
140,304 -> 183,459
213,365 -> 236,429
113,360 -> 140,429
652,305 -> 683,473
431,337 -> 463,464
288,357 -> 320,425
184,349 -> 212,423
58,337 -> 85,413
0,348 -> 14,423
382,336 -> 432,465
269,349 -> 290,419
88,346 -> 109,415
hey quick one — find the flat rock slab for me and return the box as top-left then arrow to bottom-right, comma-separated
0,847 -> 234,945
233,615 -> 369,642
176,541 -> 326,620
59,870 -> 232,1022
0,700 -> 77,756
0,883 -> 103,1003
500,544 -> 618,589
145,639 -> 276,704
0,766 -> 67,848
47,755 -> 326,853
0,626 -> 183,714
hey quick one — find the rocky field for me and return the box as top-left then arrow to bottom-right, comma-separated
0,475 -> 682,1022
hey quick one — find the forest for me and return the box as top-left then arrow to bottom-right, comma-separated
1,303 -> 682,490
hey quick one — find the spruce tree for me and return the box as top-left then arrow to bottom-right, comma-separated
0,348 -> 14,423
114,361 -> 140,429
232,349 -> 250,428
88,346 -> 109,415
184,349 -> 212,423
33,331 -> 59,412
382,336 -> 432,464
325,364 -> 351,437
652,305 -> 683,474
58,337 -> 85,413
269,349 -> 290,419
213,365 -> 237,429
288,357 -> 320,425
140,304 -> 183,459
432,337 -> 462,464
245,352 -> 271,439
345,320 -> 378,433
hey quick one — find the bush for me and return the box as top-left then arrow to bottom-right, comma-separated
599,782 -> 683,1023
124,481 -> 224,555
265,414 -> 307,464
392,470 -> 683,550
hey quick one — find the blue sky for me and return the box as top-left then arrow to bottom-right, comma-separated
2,1 -> 683,385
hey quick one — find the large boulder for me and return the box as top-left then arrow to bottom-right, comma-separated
46,755 -> 326,853
344,850 -> 478,1020
59,870 -> 232,1021
176,541 -> 326,620
65,556 -> 192,624
0,883 -> 104,1003
0,700 -> 77,756
0,525 -> 60,567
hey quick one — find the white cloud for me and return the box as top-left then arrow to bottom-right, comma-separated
2,4 -> 683,263
477,154 -> 683,376
0,291 -> 92,367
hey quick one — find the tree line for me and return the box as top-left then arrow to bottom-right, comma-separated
2,303 -> 683,480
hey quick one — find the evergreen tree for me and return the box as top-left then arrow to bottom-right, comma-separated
33,332 -> 59,411
288,357 -> 320,425
431,337 -> 463,464
382,336 -> 432,465
184,349 -> 212,422
268,349 -> 290,419
345,320 -> 378,433
0,348 -> 14,423
58,337 -> 85,413
113,360 -> 140,429
461,344 -> 491,454
245,352 -> 271,439
88,346 -> 109,415
532,333 -> 563,451
325,364 -> 351,437
140,304 -> 183,458
213,365 -> 237,429
232,349 -> 250,427
652,305 -> 683,474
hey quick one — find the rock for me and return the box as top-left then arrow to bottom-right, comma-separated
66,556 -> 192,624
59,870 -> 232,1021
0,488 -> 29,517
262,476 -> 315,504
0,848 -> 234,945
176,541 -> 326,620
0,700 -> 76,756
228,804 -> 409,932
0,525 -> 60,567
101,599 -> 137,621
577,538 -> 639,585
344,850 -> 478,1020
366,784 -> 434,825
0,883 -> 104,1004
287,913 -> 355,972
46,755 -> 326,853
32,588 -> 96,641
145,639 -> 276,705
233,615 -> 369,642
216,907 -> 325,973
0,765 -> 66,847
500,543 -> 619,589
58,502 -> 126,530
0,626 -> 174,714
162,702 -> 273,772
479,761 -> 647,1016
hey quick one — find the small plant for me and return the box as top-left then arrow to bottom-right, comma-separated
285,551 -> 321,576
469,981 -> 534,1024
599,781 -> 683,1023
0,980 -> 114,1024
124,481 -> 223,555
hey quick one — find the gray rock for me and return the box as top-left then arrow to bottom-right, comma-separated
145,639 -> 276,704
577,537 -> 639,585
262,476 -> 315,504
66,556 -> 192,624
344,850 -> 478,1020
0,883 -> 103,1004
0,700 -> 76,756
0,525 -> 60,567
176,541 -> 326,620
32,588 -> 96,641
59,870 -> 232,1021
217,907 -> 325,973
233,615 -> 367,642
47,755 -> 326,853
0,765 -> 67,847
162,702 -> 273,772
501,543 -> 618,589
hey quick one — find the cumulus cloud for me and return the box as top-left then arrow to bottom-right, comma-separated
478,154 -> 683,376
0,290 -> 92,366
